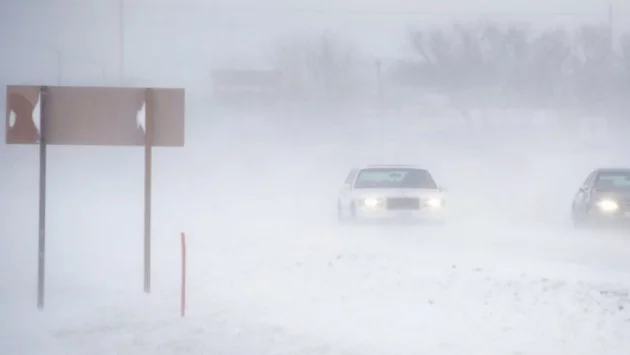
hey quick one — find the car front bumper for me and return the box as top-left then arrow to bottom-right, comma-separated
585,209 -> 630,226
354,205 -> 446,223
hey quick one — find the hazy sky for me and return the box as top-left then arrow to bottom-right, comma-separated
0,0 -> 627,86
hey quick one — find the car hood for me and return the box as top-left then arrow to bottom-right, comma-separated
351,188 -> 442,199
593,189 -> 630,200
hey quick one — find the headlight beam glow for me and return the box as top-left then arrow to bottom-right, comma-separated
426,198 -> 443,208
596,199 -> 619,212
363,198 -> 383,207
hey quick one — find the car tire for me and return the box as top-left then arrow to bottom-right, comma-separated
571,210 -> 589,229
349,203 -> 357,222
337,201 -> 351,224
337,202 -> 345,223
337,201 -> 357,225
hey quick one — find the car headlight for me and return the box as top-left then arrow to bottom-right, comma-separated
362,197 -> 384,208
425,198 -> 444,208
596,199 -> 619,212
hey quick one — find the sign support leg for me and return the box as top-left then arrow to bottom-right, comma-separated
37,86 -> 48,309
144,89 -> 153,294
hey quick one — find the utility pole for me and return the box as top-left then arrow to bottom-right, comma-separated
375,60 -> 384,149
56,51 -> 62,85
119,0 -> 125,84
376,60 -> 382,99
608,2 -> 614,51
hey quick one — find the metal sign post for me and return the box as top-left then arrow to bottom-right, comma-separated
143,88 -> 154,293
37,86 -> 47,309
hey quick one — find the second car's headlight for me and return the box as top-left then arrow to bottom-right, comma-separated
596,199 -> 619,212
362,197 -> 384,207
425,198 -> 444,208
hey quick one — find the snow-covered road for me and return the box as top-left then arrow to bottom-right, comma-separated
3,215 -> 630,355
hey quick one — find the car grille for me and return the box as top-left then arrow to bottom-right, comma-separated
386,197 -> 420,210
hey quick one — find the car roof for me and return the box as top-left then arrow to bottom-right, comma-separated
358,164 -> 428,170
596,168 -> 630,174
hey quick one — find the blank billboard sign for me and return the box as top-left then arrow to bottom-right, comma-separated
6,85 -> 185,146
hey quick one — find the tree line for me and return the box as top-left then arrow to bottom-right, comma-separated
269,22 -> 630,115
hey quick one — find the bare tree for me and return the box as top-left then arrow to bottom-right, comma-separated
569,25 -> 616,107
621,33 -> 630,72
269,32 -> 364,104
400,22 -> 630,111
617,32 -> 630,113
523,27 -> 572,106
407,28 -> 461,90
407,23 -> 535,106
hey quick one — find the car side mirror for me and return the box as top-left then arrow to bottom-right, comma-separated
439,186 -> 448,192
579,185 -> 588,192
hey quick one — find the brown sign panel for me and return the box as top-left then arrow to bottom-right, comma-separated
5,85 -> 41,144
6,85 -> 185,146
151,88 -> 185,147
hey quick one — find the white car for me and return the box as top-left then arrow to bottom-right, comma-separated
337,164 -> 447,224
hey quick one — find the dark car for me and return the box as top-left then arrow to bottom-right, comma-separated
571,168 -> 630,227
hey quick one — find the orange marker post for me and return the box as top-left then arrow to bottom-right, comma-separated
180,232 -> 187,317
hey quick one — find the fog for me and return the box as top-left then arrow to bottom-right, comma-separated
2,1 -> 630,354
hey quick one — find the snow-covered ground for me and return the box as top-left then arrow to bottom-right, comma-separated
3,219 -> 630,355
2,111 -> 630,355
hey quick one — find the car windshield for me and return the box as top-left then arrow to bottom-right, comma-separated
595,171 -> 630,190
353,168 -> 437,189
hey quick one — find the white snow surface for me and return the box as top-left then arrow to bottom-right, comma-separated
2,110 -> 630,355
